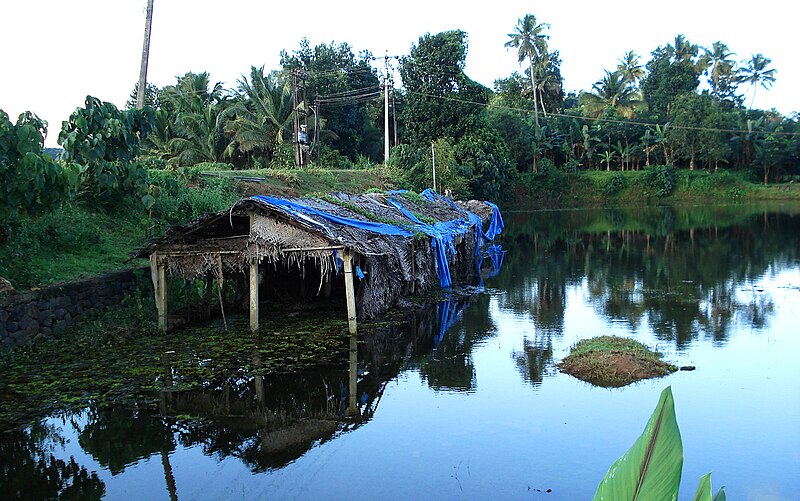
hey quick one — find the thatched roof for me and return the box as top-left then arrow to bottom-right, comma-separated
136,190 -> 503,318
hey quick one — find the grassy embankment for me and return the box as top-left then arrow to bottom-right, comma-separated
510,168 -> 800,210
3,166 -> 799,291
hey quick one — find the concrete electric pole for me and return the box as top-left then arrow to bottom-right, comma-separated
136,0 -> 155,109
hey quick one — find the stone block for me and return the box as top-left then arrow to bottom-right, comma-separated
12,330 -> 31,344
55,308 -> 67,321
38,311 -> 53,327
24,319 -> 39,336
18,315 -> 30,330
5,321 -> 19,333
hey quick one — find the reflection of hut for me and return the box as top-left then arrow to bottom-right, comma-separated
135,190 -> 503,333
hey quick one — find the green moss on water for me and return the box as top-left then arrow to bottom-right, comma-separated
0,299 -> 349,431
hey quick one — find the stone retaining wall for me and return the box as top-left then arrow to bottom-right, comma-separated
0,268 -> 149,349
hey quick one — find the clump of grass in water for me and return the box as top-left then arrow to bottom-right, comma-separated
558,335 -> 677,387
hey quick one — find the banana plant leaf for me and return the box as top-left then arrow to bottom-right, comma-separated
693,473 -> 727,501
592,386 -> 683,501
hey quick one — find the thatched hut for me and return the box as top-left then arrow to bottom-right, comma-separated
135,189 -> 503,334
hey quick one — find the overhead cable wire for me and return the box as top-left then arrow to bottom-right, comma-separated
403,89 -> 800,136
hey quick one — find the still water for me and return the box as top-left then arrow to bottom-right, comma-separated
3,204 -> 800,500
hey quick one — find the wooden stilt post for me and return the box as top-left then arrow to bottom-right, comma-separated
249,213 -> 259,333
343,250 -> 358,336
343,249 -> 359,418
249,261 -> 259,333
151,252 -> 168,332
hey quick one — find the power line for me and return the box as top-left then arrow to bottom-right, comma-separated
403,89 -> 800,137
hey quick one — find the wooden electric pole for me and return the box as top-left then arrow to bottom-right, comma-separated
136,0 -> 155,109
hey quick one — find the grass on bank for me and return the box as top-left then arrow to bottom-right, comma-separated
512,167 -> 800,210
0,167 -> 396,291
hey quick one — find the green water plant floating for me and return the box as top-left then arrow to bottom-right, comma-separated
559,336 -> 676,387
593,386 -> 726,501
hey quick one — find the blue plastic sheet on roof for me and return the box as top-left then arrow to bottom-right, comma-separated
250,195 -> 414,237
420,189 -> 505,252
247,192 -> 502,289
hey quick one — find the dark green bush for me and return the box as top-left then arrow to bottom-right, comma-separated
605,172 -> 627,195
643,165 -> 677,197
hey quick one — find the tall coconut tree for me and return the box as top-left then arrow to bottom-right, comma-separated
616,50 -> 644,87
505,14 -> 550,126
169,102 -> 233,165
704,42 -> 738,101
580,70 -> 644,118
739,54 -> 776,109
224,66 -> 294,162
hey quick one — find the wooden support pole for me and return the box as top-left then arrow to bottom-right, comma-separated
249,213 -> 259,333
151,253 -> 167,332
158,260 -> 166,332
249,261 -> 259,333
343,251 -> 358,336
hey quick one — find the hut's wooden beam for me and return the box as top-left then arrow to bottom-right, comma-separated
343,250 -> 358,336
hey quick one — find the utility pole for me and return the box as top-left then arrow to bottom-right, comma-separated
136,0 -> 155,109
431,142 -> 437,192
291,69 -> 308,167
384,54 -> 390,164
391,78 -> 398,147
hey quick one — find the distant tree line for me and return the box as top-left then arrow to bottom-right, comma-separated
2,14 -> 798,213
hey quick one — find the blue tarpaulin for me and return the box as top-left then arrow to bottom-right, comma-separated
247,192 -> 502,289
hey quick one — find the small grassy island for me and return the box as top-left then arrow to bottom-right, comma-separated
559,336 -> 677,387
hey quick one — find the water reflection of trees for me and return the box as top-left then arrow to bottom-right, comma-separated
512,335 -> 554,387
0,420 -> 105,499
500,207 -> 797,349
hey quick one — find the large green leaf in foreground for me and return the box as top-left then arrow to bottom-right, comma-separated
593,386 -> 683,501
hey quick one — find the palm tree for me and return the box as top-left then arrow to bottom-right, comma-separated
506,14 -> 550,126
705,42 -> 737,101
160,72 -> 225,115
739,54 -> 776,109
224,66 -> 294,162
616,51 -> 644,87
169,102 -> 233,165
580,70 -> 643,118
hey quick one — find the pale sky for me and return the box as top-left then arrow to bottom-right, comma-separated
2,1 -> 796,147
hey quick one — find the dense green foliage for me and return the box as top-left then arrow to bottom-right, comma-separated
59,96 -> 155,205
0,168 -> 241,289
0,110 -> 77,218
